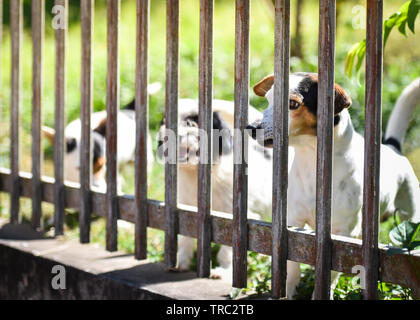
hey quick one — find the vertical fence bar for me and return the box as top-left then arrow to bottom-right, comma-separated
80,0 -> 94,243
313,0 -> 335,300
363,0 -> 383,300
197,0 -> 213,278
232,0 -> 250,288
31,0 -> 45,229
54,0 -> 67,236
10,0 -> 23,225
134,0 -> 149,260
0,0 -> 2,119
106,0 -> 120,252
271,0 -> 290,299
164,0 -> 179,269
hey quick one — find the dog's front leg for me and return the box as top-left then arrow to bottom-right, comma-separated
176,235 -> 196,271
286,260 -> 302,299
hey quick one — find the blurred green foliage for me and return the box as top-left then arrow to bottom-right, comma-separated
0,0 -> 419,300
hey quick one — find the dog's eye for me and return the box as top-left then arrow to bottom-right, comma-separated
289,100 -> 300,110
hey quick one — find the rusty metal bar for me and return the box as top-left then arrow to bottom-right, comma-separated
271,0 -> 290,300
54,0 -> 67,236
134,0 -> 149,260
197,0 -> 213,278
2,168 -> 419,297
106,0 -> 120,252
10,0 -> 23,225
363,0 -> 383,300
80,0 -> 94,243
0,0 -> 2,123
314,0 -> 335,300
164,0 -> 179,269
232,0 -> 250,288
31,0 -> 45,230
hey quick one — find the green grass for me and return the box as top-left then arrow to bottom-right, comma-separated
1,0 -> 420,300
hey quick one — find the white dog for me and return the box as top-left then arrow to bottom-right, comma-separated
247,73 -> 420,299
42,100 -> 154,192
157,99 -> 275,280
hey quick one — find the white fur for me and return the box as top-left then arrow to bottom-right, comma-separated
254,75 -> 420,299
63,109 -> 153,192
159,99 -> 274,279
385,77 -> 420,146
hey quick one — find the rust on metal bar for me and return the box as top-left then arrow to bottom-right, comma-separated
134,0 -> 149,260
363,0 -> 383,300
0,0 -> 2,98
54,0 -> 67,236
31,0 -> 45,230
197,0 -> 213,279
80,0 -> 94,243
232,0 -> 250,289
164,0 -> 179,269
314,0 -> 336,300
271,0 -> 290,300
10,0 -> 23,225
106,0 -> 120,252
1,168 -> 419,297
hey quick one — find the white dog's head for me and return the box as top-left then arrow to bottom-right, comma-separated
157,99 -> 233,168
42,117 -> 107,188
247,72 -> 352,147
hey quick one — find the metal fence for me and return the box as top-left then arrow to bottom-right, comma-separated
0,0 -> 419,300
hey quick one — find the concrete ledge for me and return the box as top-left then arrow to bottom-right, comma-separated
0,221 -> 233,300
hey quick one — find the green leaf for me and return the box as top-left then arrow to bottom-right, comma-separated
344,41 -> 366,78
344,43 -> 358,78
389,221 -> 420,248
407,0 -> 420,33
355,40 -> 366,74
384,12 -> 402,45
346,0 -> 420,79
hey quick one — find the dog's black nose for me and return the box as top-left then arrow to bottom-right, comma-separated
246,124 -> 258,140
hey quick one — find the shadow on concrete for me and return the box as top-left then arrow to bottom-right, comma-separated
0,222 -> 48,240
100,262 -> 199,286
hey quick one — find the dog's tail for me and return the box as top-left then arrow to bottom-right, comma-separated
384,77 -> 420,153
123,82 -> 162,111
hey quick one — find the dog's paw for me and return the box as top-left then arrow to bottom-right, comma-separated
209,273 -> 222,280
210,266 -> 232,282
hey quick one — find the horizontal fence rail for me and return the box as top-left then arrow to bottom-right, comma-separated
0,0 -> 418,301
0,169 -> 419,297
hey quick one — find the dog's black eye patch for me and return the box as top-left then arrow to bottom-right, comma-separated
184,114 -> 199,125
66,138 -> 77,153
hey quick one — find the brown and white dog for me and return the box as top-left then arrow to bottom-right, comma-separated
247,73 -> 420,299
42,100 -> 154,192
157,98 -> 276,280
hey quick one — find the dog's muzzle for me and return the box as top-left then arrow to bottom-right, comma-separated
246,120 -> 261,140
246,120 -> 273,147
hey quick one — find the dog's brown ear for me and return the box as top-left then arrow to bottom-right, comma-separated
41,126 -> 55,145
253,74 -> 274,97
334,83 -> 352,114
94,116 -> 107,137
